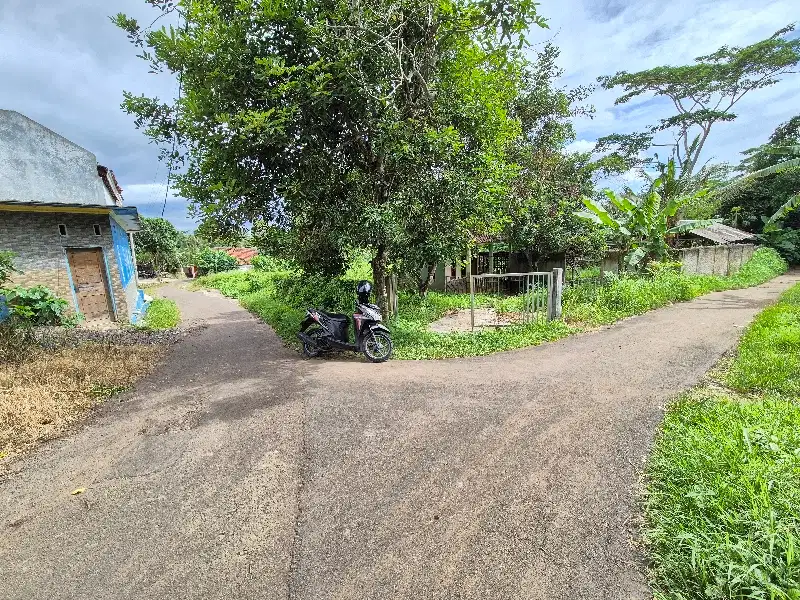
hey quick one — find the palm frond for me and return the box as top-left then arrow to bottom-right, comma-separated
666,219 -> 721,235
606,190 -> 635,213
747,157 -> 800,179
765,193 -> 800,228
577,197 -> 621,230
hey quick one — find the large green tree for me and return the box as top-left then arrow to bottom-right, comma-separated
115,0 -> 547,313
135,217 -> 182,273
595,25 -> 800,179
500,43 -> 602,269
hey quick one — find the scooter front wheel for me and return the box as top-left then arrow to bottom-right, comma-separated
363,331 -> 393,363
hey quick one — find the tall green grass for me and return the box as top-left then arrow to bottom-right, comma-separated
725,284 -> 800,397
141,299 -> 180,329
645,282 -> 800,599
565,248 -> 788,326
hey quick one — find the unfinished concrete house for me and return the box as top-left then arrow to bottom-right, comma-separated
0,110 -> 146,324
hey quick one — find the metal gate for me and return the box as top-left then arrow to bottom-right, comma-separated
469,272 -> 554,330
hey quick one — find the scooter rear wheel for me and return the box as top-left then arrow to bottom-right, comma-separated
302,327 -> 324,358
363,331 -> 393,363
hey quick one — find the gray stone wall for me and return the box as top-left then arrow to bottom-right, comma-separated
0,110 -> 111,206
0,210 -> 132,320
677,244 -> 756,277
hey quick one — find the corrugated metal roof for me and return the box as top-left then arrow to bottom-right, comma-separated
111,207 -> 142,232
685,223 -> 755,245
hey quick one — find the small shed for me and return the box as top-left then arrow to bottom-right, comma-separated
679,222 -> 755,246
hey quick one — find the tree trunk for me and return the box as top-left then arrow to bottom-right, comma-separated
525,249 -> 535,272
418,263 -> 435,297
371,246 -> 395,317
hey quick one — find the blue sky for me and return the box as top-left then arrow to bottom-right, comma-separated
1,0 -> 798,230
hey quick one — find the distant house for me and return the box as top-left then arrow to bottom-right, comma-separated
218,247 -> 259,267
0,110 -> 146,324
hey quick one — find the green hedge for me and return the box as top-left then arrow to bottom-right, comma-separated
564,248 -> 788,326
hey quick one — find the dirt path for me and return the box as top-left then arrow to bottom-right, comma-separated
2,274 -> 799,599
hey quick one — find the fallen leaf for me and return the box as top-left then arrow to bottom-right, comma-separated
71,488 -> 85,496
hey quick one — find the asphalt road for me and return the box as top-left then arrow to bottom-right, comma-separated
2,274 -> 798,600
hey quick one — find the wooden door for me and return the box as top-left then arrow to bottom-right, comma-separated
66,248 -> 113,321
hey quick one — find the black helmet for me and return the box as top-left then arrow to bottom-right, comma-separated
356,280 -> 372,303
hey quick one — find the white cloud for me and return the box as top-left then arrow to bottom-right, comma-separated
532,0 -> 800,173
124,183 -> 185,205
565,139 -> 596,154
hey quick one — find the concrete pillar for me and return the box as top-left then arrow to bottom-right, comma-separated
548,268 -> 563,321
129,232 -> 140,287
431,263 -> 446,292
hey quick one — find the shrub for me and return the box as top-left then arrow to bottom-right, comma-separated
141,299 -> 181,329
645,260 -> 683,276
273,274 -> 359,312
197,270 -> 289,298
0,251 -> 18,287
194,249 -> 239,275
760,228 -> 800,265
729,247 -> 788,286
3,286 -> 71,326
251,254 -> 297,273
0,320 -> 36,363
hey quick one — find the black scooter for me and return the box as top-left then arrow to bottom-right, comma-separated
297,283 -> 393,363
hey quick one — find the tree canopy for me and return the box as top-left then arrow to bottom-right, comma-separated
595,25 -> 800,178
115,0 -> 548,310
719,115 -> 800,233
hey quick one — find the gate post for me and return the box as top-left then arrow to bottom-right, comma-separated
547,268 -> 563,321
470,275 -> 476,330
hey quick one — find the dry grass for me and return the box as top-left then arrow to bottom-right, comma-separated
0,343 -> 164,462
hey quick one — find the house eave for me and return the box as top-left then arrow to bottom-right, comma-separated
0,201 -> 142,232
0,200 -> 112,215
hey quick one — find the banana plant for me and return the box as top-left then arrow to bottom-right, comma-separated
576,184 -> 717,269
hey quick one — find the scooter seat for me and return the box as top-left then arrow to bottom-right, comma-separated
318,310 -> 349,322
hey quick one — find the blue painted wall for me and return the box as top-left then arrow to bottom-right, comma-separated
110,218 -> 134,288
0,294 -> 8,323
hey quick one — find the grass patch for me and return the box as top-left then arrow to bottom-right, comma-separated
725,283 -> 800,397
391,291 -> 570,359
645,282 -> 800,599
141,299 -> 180,329
198,247 -> 787,359
0,343 -> 164,461
564,247 -> 788,326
